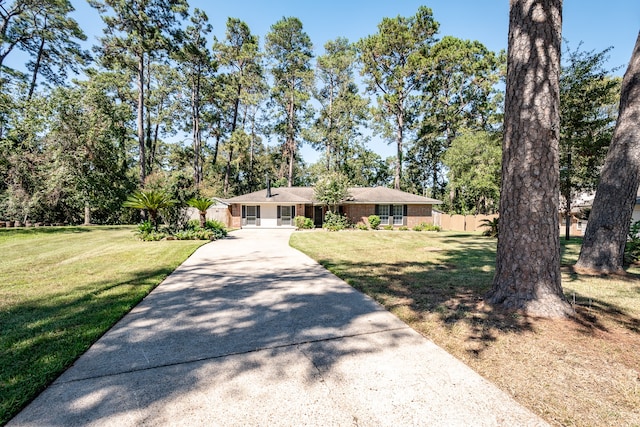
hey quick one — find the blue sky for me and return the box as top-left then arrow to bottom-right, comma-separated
59,1 -> 640,162
71,0 -> 638,71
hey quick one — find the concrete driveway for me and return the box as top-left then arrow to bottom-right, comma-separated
9,229 -> 547,426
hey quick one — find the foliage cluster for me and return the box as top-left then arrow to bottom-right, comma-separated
294,216 -> 314,229
367,215 -> 381,230
480,218 -> 499,237
624,220 -> 640,265
322,211 -> 351,231
0,1 -> 624,242
314,172 -> 351,213
127,192 -> 227,241
412,222 -> 441,232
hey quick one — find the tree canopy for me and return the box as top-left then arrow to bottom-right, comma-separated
0,4 -> 622,231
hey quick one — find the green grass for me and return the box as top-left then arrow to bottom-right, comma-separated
0,226 -> 206,425
291,231 -> 497,312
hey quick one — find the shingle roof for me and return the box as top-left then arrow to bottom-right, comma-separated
224,186 -> 441,205
346,187 -> 441,204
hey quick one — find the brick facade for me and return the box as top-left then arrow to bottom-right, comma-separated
406,204 -> 433,228
343,204 -> 376,226
230,203 -> 242,229
343,204 -> 434,228
229,202 -> 435,229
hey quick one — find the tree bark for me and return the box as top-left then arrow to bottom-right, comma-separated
137,52 -> 146,186
486,0 -> 572,318
28,31 -> 46,101
575,31 -> 640,274
287,90 -> 295,187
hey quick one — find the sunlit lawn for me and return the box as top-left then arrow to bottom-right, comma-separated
290,230 -> 640,427
0,226 -> 206,425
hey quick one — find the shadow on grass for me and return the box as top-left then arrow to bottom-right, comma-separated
0,266 -> 175,425
569,291 -> 640,335
317,238 -> 535,358
315,235 -> 640,358
0,225 -> 130,237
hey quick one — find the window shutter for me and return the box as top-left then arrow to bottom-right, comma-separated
256,206 -> 261,226
389,205 -> 394,225
241,205 -> 246,226
375,205 -> 379,216
403,205 -> 408,226
292,206 -> 296,218
277,205 -> 281,226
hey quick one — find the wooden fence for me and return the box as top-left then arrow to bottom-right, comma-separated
433,212 -> 498,232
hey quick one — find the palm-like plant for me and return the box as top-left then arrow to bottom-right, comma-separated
480,217 -> 499,237
187,197 -> 215,228
123,190 -> 176,230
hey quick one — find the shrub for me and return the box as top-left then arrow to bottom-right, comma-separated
480,218 -> 499,237
368,215 -> 381,230
186,219 -> 200,230
139,231 -> 167,241
203,219 -> 227,239
356,223 -> 369,230
413,222 -> 441,232
174,229 -> 217,240
625,220 -> 640,264
383,224 -> 394,230
137,220 -> 154,234
176,221 -> 226,240
294,216 -> 314,230
323,211 -> 351,231
134,221 -> 167,241
399,226 -> 409,231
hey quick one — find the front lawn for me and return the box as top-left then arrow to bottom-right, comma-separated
290,230 -> 640,427
0,226 -> 206,425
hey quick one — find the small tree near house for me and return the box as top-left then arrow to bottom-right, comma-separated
123,190 -> 176,231
187,197 -> 215,228
314,172 -> 350,213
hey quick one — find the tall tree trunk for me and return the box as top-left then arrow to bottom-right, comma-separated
224,84 -> 243,194
84,200 -> 91,226
326,79 -> 334,171
248,109 -> 256,192
137,52 -> 146,186
575,31 -> 640,274
212,128 -> 220,167
563,149 -> 572,240
393,107 -> 404,190
192,75 -> 202,187
28,32 -> 46,100
486,0 -> 572,318
287,91 -> 295,187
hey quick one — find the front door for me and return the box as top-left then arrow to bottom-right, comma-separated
314,206 -> 323,228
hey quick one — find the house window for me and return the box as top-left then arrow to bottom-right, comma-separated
277,205 -> 295,226
281,205 -> 292,226
246,205 -> 257,225
393,204 -> 404,225
378,204 -> 390,224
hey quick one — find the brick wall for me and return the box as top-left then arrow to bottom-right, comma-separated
406,205 -> 433,228
343,204 -> 435,228
230,203 -> 242,228
344,204 -> 376,226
